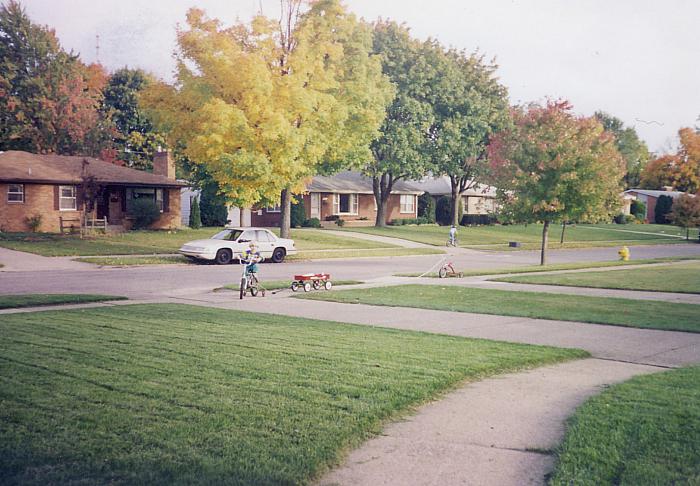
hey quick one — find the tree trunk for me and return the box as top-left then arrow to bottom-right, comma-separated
373,174 -> 392,227
279,188 -> 292,238
687,228 -> 690,240
450,187 -> 460,227
540,220 -> 550,266
560,222 -> 567,245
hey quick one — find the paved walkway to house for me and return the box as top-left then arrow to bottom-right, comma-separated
321,229 -> 461,251
0,246 -> 94,272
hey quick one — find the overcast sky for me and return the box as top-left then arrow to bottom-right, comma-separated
22,0 -> 700,153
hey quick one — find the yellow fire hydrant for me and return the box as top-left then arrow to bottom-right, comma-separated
618,246 -> 630,261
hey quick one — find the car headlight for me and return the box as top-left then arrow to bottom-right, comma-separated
181,245 -> 206,252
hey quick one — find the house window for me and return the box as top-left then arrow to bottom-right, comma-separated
59,185 -> 77,210
127,188 -> 164,212
400,194 -> 415,214
7,184 -> 24,203
266,203 -> 281,213
333,193 -> 358,215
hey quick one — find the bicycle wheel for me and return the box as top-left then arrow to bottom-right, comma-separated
438,266 -> 447,278
239,277 -> 247,300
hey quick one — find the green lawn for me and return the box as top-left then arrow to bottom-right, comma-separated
296,285 -> 700,333
0,228 -> 394,257
495,262 -> 700,294
0,304 -> 584,485
395,256 -> 700,278
342,223 -> 688,248
550,366 -> 700,485
0,294 -> 126,309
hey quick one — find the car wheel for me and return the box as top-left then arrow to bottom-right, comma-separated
216,249 -> 233,265
271,247 -> 286,263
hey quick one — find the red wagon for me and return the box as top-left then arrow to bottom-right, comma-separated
291,273 -> 332,292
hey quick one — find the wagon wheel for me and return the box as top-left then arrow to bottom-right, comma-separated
303,282 -> 312,292
291,281 -> 300,292
313,280 -> 321,290
324,280 -> 333,290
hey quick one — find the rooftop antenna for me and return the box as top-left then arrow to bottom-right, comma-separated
95,34 -> 100,64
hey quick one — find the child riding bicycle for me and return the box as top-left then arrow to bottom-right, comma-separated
243,242 -> 263,274
448,225 -> 457,246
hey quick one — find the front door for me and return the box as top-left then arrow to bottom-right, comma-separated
96,190 -> 109,220
310,193 -> 321,219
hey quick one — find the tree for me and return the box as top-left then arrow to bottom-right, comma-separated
674,128 -> 700,193
0,1 -> 114,156
102,68 -> 166,170
595,112 -> 650,188
430,49 -> 510,226
366,21 -> 435,226
640,155 -> 676,189
189,195 -> 202,229
488,101 -> 625,265
654,194 -> 673,224
669,193 -> 700,240
144,1 -> 392,238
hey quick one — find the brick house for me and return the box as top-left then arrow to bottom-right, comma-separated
0,150 -> 186,233
250,171 -> 423,227
410,175 -> 498,219
623,188 -> 687,223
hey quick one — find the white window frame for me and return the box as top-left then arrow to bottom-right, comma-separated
127,187 -> 164,213
333,193 -> 358,215
7,184 -> 24,203
59,185 -> 77,211
400,194 -> 416,214
266,203 -> 281,213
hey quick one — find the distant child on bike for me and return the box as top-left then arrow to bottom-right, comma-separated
449,225 -> 457,246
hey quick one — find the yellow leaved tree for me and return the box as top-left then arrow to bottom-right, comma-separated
144,0 -> 393,236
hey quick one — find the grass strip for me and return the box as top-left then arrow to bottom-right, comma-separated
296,285 -> 700,333
550,366 -> 700,485
0,304 -> 585,485
0,294 -> 126,309
395,256 -> 700,278
75,255 -> 190,265
495,261 -> 700,294
216,279 -> 364,292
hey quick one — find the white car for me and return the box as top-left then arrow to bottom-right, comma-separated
179,227 -> 297,264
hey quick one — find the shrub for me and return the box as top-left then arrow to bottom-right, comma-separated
460,214 -> 497,226
630,199 -> 646,218
189,196 -> 202,229
418,193 -> 436,223
200,184 -> 229,226
129,199 -> 161,229
302,217 -> 321,228
25,214 -> 42,232
325,215 -> 340,222
613,213 -> 627,224
654,195 -> 673,224
291,199 -> 305,228
435,196 -> 451,225
335,218 -> 345,227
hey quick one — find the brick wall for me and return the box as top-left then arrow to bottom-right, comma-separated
0,183 -> 82,232
250,208 -> 281,227
151,188 -> 182,229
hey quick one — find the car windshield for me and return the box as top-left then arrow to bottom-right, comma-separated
211,229 -> 244,241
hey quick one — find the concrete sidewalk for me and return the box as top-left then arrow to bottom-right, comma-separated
0,246 -> 94,272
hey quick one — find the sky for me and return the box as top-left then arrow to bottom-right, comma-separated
21,0 -> 700,153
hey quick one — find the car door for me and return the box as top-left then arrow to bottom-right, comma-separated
234,230 -> 256,256
254,230 -> 276,258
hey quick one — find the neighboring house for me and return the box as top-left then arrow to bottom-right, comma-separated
411,175 -> 499,216
0,150 -> 186,233
250,171 -> 423,227
624,188 -> 686,223
180,185 -> 201,227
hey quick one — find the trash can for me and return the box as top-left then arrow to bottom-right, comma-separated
509,241 -> 521,248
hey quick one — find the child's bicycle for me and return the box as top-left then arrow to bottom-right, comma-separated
438,261 -> 463,278
236,254 -> 265,299
445,237 -> 459,247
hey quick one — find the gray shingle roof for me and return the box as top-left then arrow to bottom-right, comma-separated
625,189 -> 686,199
307,171 -> 422,194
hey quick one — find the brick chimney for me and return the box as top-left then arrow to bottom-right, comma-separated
153,150 -> 175,179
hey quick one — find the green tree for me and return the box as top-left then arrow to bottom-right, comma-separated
595,112 -> 650,188
366,21 -> 435,227
144,1 -> 392,238
103,68 -> 166,170
654,194 -> 673,224
189,195 -> 202,229
489,101 -> 625,265
0,1 -> 114,156
429,48 -> 510,226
